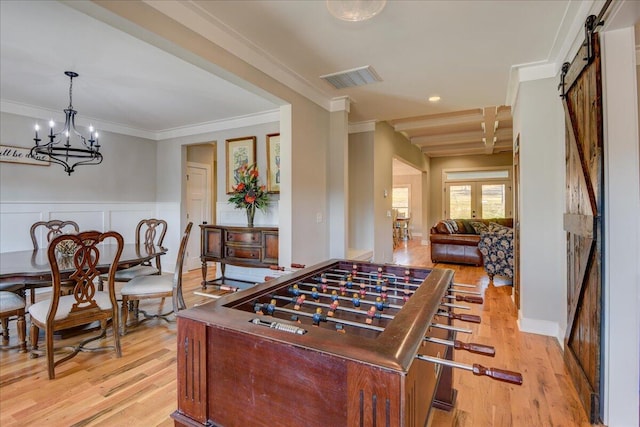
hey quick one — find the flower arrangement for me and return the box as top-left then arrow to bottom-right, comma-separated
228,163 -> 268,227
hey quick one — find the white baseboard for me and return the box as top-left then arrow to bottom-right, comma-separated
517,310 -> 564,347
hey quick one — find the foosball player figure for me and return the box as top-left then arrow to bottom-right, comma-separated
290,315 -> 300,323
330,290 -> 339,302
404,269 -> 411,283
311,287 -> 319,301
253,302 -> 265,315
403,288 -> 411,303
346,275 -> 353,290
321,282 -> 328,293
335,323 -> 345,334
352,293 -> 360,308
352,263 -> 358,277
294,294 -> 306,310
380,283 -> 388,301
328,299 -> 339,317
266,299 -> 276,315
366,306 -> 377,324
312,307 -> 325,326
375,279 -> 383,293
375,296 -> 386,311
339,280 -> 347,296
377,266 -> 384,280
359,282 -> 367,296
289,284 -> 300,296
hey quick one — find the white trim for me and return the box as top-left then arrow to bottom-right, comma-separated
1,100 -> 279,141
329,97 -> 351,113
348,120 -> 376,134
517,311 -> 563,344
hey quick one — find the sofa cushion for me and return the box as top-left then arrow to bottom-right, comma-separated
469,221 -> 490,234
442,219 -> 459,233
435,222 -> 450,234
430,233 -> 481,246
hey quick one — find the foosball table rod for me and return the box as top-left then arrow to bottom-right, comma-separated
451,282 -> 477,288
436,311 -> 481,323
430,323 -> 472,334
416,354 -> 523,385
424,336 -> 495,356
447,288 -> 482,296
269,305 -> 386,332
445,294 -> 484,304
441,302 -> 471,310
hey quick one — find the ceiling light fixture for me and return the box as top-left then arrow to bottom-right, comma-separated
31,71 -> 102,175
428,96 -> 441,102
326,0 -> 387,22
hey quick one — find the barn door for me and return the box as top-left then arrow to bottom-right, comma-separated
559,15 -> 604,424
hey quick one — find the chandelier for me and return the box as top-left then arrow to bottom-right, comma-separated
326,0 -> 387,22
31,71 -> 102,175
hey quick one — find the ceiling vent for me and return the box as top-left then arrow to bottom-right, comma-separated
320,65 -> 382,89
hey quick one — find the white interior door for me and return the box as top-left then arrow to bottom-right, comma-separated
186,162 -> 210,270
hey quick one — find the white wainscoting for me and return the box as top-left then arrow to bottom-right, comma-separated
1,201 -> 188,284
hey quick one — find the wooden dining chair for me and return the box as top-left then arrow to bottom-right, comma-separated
120,222 -> 192,335
0,291 -> 27,353
28,219 -> 80,303
28,231 -> 123,379
98,218 -> 167,290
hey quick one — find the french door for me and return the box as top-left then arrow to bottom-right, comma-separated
444,180 -> 512,219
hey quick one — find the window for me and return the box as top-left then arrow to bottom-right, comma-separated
392,186 -> 410,217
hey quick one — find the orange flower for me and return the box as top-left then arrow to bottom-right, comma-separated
250,169 -> 259,178
236,182 -> 245,191
244,194 -> 256,203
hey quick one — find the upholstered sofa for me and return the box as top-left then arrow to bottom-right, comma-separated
429,218 -> 513,265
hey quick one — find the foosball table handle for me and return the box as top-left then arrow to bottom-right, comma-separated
451,313 -> 482,323
453,340 -> 495,356
455,295 -> 484,304
473,364 -> 523,385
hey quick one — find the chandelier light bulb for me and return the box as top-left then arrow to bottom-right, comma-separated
34,124 -> 40,132
49,120 -> 55,128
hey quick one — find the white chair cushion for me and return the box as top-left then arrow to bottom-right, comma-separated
120,273 -> 173,296
101,264 -> 159,281
0,291 -> 26,313
28,292 -> 113,323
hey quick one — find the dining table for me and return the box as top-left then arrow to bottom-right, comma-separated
0,244 -> 167,293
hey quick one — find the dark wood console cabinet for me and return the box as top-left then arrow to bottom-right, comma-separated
200,225 -> 278,288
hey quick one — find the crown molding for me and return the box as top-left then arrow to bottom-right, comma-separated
143,0 -> 334,114
1,99 -> 280,141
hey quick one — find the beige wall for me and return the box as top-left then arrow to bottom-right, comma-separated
373,122 -> 429,263
348,131 -> 375,251
428,152 -> 513,228
93,1 -> 334,267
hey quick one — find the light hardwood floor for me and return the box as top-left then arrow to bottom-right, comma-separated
0,241 -> 591,426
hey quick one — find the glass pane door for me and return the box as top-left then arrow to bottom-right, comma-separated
480,183 -> 507,218
446,183 -> 472,218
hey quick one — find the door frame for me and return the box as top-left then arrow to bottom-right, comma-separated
186,161 -> 211,270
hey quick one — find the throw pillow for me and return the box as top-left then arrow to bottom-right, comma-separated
469,221 -> 489,234
443,219 -> 458,234
461,219 -> 476,234
488,222 -> 513,234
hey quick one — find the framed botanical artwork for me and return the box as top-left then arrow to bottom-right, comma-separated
266,133 -> 280,193
226,136 -> 256,194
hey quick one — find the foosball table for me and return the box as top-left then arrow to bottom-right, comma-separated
171,259 -> 522,427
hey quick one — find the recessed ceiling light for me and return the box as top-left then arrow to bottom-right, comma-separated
428,96 -> 441,102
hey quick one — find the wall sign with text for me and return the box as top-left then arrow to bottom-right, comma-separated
0,145 -> 50,166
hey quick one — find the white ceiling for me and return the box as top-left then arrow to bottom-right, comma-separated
1,0 -> 585,154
